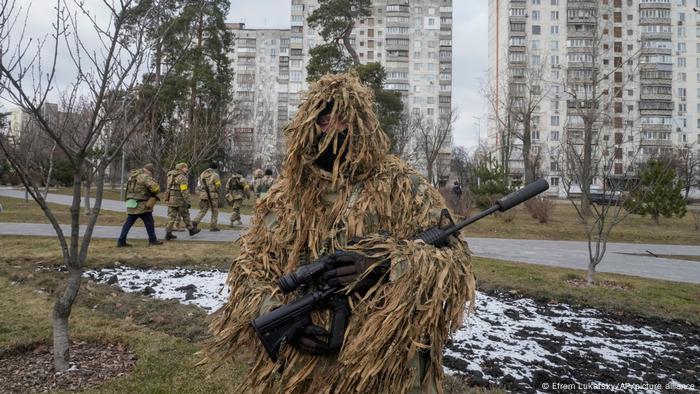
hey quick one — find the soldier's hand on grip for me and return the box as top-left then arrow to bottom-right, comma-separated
320,251 -> 389,294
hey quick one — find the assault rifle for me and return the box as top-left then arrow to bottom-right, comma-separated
251,179 -> 550,362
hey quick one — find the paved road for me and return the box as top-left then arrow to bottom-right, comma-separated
0,221 -> 699,284
0,188 -> 253,226
467,238 -> 700,284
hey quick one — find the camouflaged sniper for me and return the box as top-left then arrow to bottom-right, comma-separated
203,72 -> 476,394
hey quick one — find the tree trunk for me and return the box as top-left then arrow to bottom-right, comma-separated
522,114 -> 534,184
342,25 -> 360,65
581,121 -> 593,216
586,262 -> 596,285
52,268 -> 82,371
43,142 -> 57,199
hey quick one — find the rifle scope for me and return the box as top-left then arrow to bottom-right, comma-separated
277,253 -> 339,294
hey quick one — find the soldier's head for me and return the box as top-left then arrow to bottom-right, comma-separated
175,162 -> 189,174
264,169 -> 273,176
210,162 -> 219,170
282,72 -> 389,185
143,163 -> 155,176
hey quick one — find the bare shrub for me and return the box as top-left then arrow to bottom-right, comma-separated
691,209 -> 700,231
439,187 -> 470,217
500,207 -> 518,223
524,196 -> 555,223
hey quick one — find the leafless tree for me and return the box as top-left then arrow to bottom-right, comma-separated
675,143 -> 700,200
0,0 -> 182,371
391,110 -> 417,162
414,108 -> 457,186
450,145 -> 473,188
561,2 -> 641,216
482,70 -> 516,185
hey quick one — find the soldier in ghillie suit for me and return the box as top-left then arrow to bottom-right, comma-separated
117,163 -> 162,247
164,162 -> 201,240
225,171 -> 250,227
193,163 -> 222,232
204,73 -> 476,393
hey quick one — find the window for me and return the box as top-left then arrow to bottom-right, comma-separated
550,40 -> 559,50
551,11 -> 559,20
290,71 -> 302,82
551,116 -> 560,126
551,25 -> 559,34
550,177 -> 559,187
532,25 -> 541,35
550,130 -> 559,141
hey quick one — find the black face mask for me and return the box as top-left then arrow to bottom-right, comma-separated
314,130 -> 348,172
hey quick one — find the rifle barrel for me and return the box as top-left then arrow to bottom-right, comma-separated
444,179 -> 549,238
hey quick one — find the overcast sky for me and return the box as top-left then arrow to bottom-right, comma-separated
229,0 -> 488,150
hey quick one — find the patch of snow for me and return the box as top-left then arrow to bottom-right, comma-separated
84,268 -> 228,312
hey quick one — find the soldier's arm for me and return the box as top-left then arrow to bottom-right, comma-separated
178,176 -> 191,205
146,177 -> 161,196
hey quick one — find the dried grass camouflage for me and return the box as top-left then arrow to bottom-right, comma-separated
202,72 -> 476,393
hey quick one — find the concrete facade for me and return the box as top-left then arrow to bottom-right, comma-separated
488,0 -> 700,197
224,1 -> 456,181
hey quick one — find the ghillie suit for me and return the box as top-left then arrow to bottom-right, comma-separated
204,73 -> 476,393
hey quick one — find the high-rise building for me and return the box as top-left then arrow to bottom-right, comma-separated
488,0 -> 700,196
228,23 -> 292,170
228,2 -> 455,181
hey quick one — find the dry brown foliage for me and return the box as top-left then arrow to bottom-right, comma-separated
524,196 -> 555,223
439,187 -> 470,217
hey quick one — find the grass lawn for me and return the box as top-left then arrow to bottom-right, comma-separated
5,188 -> 699,245
1,235 -> 696,392
0,197 -> 168,227
463,202 -> 700,245
0,236 -> 495,393
0,194 -> 256,229
50,187 -> 257,216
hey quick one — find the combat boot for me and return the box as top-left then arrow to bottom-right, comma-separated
149,240 -> 164,246
189,227 -> 201,236
210,227 -> 221,232
233,220 -> 243,226
165,232 -> 177,241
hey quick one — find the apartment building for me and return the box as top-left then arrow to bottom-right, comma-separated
488,0 -> 700,196
228,23 -> 292,170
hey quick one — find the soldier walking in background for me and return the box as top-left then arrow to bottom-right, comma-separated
117,163 -> 162,247
252,168 -> 274,198
251,168 -> 263,198
164,162 -> 201,240
225,171 -> 249,227
193,162 -> 222,232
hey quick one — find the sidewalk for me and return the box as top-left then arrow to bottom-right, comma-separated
1,220 -> 699,284
0,188 -> 252,225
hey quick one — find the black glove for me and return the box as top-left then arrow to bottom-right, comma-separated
290,324 -> 336,355
320,251 -> 389,293
187,203 -> 191,209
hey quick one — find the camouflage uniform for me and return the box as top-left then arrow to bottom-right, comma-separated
165,169 -> 194,232
225,173 -> 249,226
252,169 -> 271,198
118,166 -> 161,246
193,167 -> 221,229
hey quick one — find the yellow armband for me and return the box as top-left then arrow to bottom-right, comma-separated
215,180 -> 221,188
180,184 -> 188,191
